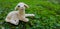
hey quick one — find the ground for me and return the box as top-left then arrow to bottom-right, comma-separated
0,0 -> 60,29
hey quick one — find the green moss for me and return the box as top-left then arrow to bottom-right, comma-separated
0,0 -> 60,29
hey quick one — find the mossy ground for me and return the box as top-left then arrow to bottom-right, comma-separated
0,0 -> 60,29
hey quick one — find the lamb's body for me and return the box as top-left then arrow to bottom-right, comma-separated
5,2 -> 35,25
5,11 -> 34,25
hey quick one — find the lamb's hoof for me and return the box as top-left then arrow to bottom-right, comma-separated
23,18 -> 29,22
31,14 -> 35,16
26,18 -> 29,22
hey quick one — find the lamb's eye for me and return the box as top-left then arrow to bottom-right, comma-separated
18,6 -> 20,7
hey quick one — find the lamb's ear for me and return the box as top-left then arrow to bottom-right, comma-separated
15,6 -> 18,10
24,4 -> 29,8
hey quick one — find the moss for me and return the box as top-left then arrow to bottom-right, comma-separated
0,0 -> 60,29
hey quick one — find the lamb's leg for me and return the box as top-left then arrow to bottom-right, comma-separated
25,14 -> 35,17
18,14 -> 29,22
22,14 -> 35,22
19,17 -> 29,22
22,18 -> 29,22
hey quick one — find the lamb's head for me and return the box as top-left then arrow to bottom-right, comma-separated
15,2 -> 29,10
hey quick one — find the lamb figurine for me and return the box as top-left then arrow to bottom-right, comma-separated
5,2 -> 35,25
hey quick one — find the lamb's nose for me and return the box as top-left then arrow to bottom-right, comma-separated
18,6 -> 20,7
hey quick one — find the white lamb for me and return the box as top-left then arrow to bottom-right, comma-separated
5,2 -> 35,25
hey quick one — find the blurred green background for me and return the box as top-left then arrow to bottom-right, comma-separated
0,0 -> 60,29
